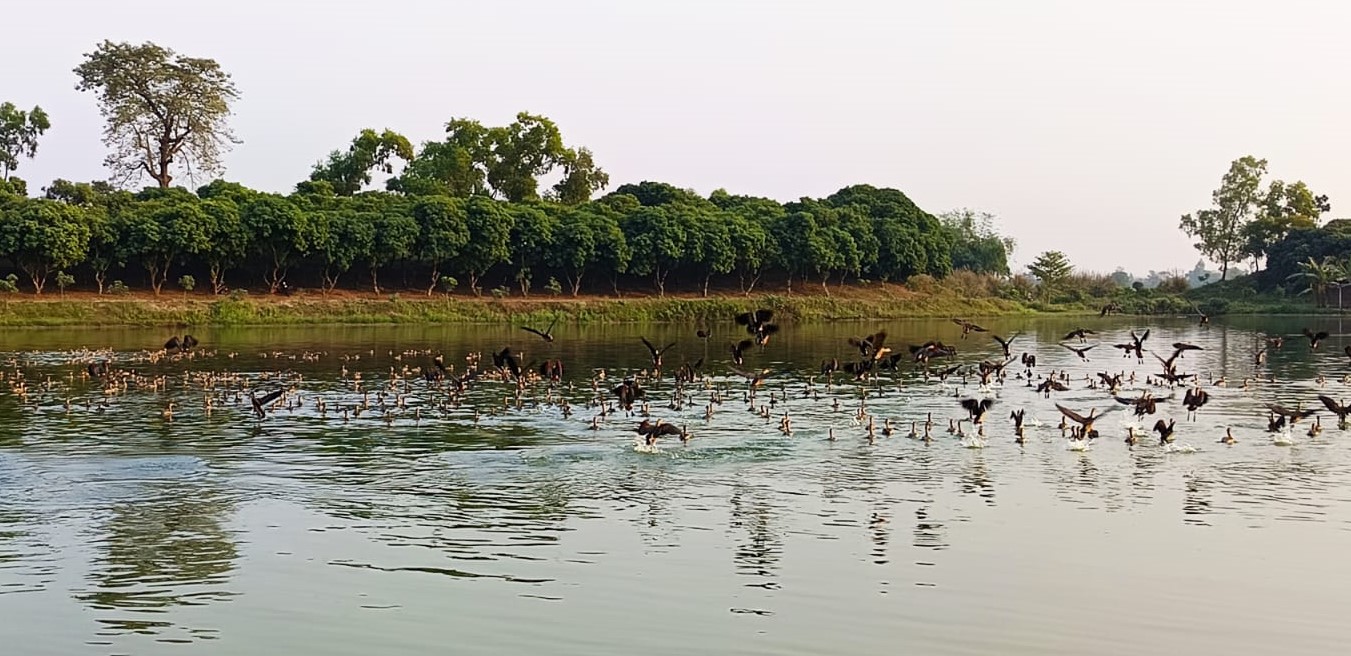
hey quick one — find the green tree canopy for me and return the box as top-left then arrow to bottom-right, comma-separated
1027,250 -> 1072,298
1179,156 -> 1267,281
0,102 -> 51,180
309,129 -> 415,196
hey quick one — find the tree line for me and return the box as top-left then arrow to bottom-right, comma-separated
0,40 -> 1012,298
0,177 -> 1011,297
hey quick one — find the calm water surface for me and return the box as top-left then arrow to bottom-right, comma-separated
3,316 -> 1351,655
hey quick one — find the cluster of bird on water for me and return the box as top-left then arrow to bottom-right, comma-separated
12,312 -> 1351,455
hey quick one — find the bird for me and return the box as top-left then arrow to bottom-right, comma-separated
1114,391 -> 1158,417
951,318 -> 988,339
1268,402 -> 1317,424
848,330 -> 888,358
1303,328 -> 1330,350
521,317 -> 559,342
992,333 -> 1019,358
1183,386 -> 1210,420
1171,342 -> 1203,358
1063,328 -> 1095,343
636,419 -> 687,446
1056,404 -> 1114,438
1153,418 -> 1176,445
492,347 -> 523,380
960,398 -> 996,424
1099,301 -> 1121,317
612,379 -> 645,411
729,339 -> 754,366
538,359 -> 565,381
1219,428 -> 1236,445
163,336 -> 181,351
251,388 -> 285,418
735,309 -> 780,345
1060,343 -> 1096,362
1021,352 -> 1037,369
729,366 -> 773,390
1318,395 -> 1350,427
640,336 -> 677,369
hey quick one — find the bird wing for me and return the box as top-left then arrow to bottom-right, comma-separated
735,339 -> 753,351
521,326 -> 546,338
1055,404 -> 1090,425
545,317 -> 558,335
256,388 -> 284,407
970,324 -> 988,332
1317,331 -> 1331,341
1319,395 -> 1344,415
735,312 -> 753,326
640,336 -> 658,356
754,309 -> 774,324
960,398 -> 980,413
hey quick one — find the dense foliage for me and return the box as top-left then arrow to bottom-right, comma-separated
0,176 -> 1006,297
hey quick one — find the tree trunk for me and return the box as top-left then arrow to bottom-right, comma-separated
426,266 -> 440,296
209,263 -> 228,295
1220,261 -> 1229,281
703,272 -> 711,298
94,269 -> 107,295
821,274 -> 831,297
654,267 -> 667,297
567,271 -> 583,297
371,267 -> 382,294
25,267 -> 46,295
468,271 -> 481,296
146,261 -> 168,295
322,268 -> 340,294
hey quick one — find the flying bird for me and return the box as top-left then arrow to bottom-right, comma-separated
640,336 -> 677,368
521,317 -> 559,342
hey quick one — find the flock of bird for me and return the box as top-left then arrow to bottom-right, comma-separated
5,313 -> 1351,457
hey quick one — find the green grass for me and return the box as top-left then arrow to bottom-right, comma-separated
0,289 -> 1041,327
0,278 -> 1336,327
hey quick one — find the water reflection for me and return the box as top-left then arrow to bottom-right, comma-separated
75,486 -> 238,642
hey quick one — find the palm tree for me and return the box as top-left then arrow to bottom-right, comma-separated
1287,256 -> 1342,308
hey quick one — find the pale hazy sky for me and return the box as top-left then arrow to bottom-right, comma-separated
6,0 -> 1349,274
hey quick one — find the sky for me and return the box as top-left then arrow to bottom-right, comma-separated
5,0 -> 1349,275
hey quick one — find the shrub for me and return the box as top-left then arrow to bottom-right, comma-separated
490,286 -> 510,299
439,276 -> 458,295
0,274 -> 18,294
1157,276 -> 1190,294
906,274 -> 938,294
109,280 -> 129,295
545,277 -> 563,297
178,274 -> 196,295
55,271 -> 75,297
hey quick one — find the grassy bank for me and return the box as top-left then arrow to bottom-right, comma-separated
0,278 -> 1335,327
0,284 -> 1045,327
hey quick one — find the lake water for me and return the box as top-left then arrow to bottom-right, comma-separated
2,316 -> 1351,655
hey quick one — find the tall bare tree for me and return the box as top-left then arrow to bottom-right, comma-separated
74,40 -> 240,188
